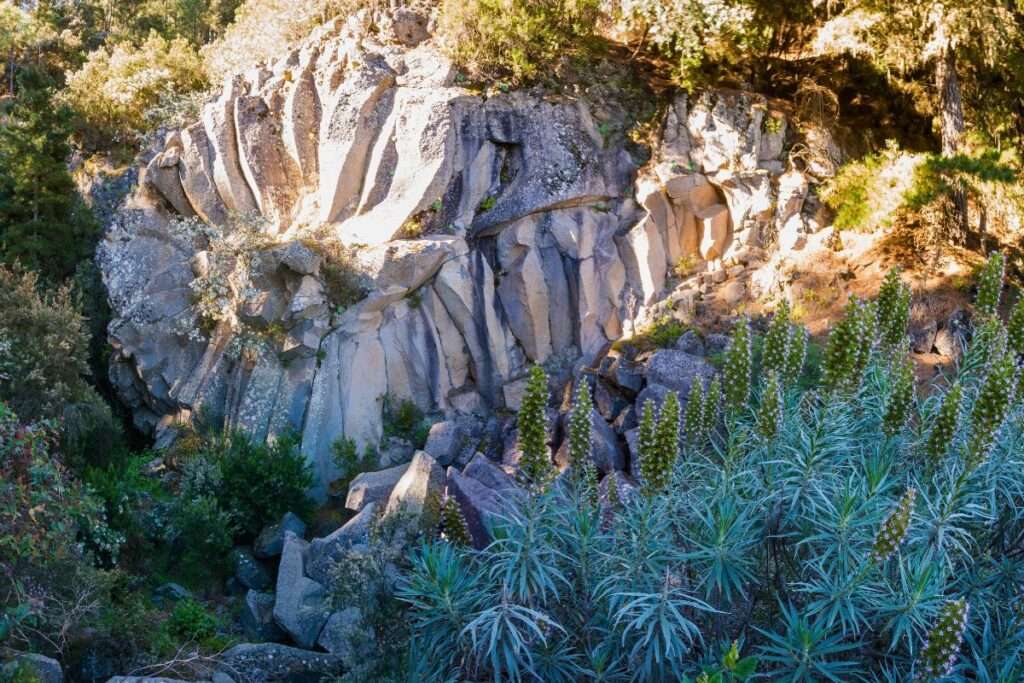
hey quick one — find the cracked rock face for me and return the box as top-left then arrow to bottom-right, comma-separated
100,14 -> 812,498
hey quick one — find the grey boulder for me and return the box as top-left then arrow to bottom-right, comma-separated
254,512 -> 307,559
241,589 -> 286,642
272,532 -> 330,648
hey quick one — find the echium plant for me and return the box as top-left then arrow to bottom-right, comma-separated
822,297 -> 871,392
974,251 -> 1005,318
683,379 -> 705,444
723,318 -> 752,413
882,355 -> 915,438
517,364 -> 553,490
702,375 -> 722,436
925,382 -> 962,464
783,324 -> 807,387
441,495 -> 472,547
567,379 -> 597,496
965,351 -> 1018,470
853,300 -> 878,381
1008,295 -> 1024,358
637,399 -> 658,490
762,300 -> 791,376
640,393 -> 680,493
917,599 -> 970,680
877,267 -> 911,349
756,371 -> 783,442
871,487 -> 915,564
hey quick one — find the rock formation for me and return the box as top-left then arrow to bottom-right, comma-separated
99,13 -> 820,498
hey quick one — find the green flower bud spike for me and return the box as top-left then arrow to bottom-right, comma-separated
917,598 -> 969,680
684,379 -> 705,444
871,487 -> 915,564
638,399 -> 659,495
1008,296 -> 1024,359
762,300 -> 792,376
975,251 -> 1005,318
517,365 -> 553,490
441,495 -> 472,547
925,382 -> 962,465
702,376 -> 723,437
653,390 -> 681,490
757,371 -> 783,442
568,379 -> 596,489
965,352 -> 1018,470
878,268 -> 912,349
822,297 -> 871,393
723,318 -> 752,413
783,324 -> 808,387
882,356 -> 915,438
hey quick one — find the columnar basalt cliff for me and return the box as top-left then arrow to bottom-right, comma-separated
99,15 -> 820,497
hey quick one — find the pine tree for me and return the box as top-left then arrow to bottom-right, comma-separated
925,382 -> 962,465
965,352 -> 1018,470
441,496 -> 472,546
0,68 -> 97,281
762,300 -> 791,376
517,365 -> 553,490
918,599 -> 970,680
882,356 -> 915,438
683,379 -> 705,444
975,251 -> 1005,318
702,376 -> 722,437
783,324 -> 808,388
568,379 -> 598,499
756,371 -> 783,442
723,318 -> 752,413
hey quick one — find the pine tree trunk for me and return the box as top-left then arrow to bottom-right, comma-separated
935,44 -> 970,245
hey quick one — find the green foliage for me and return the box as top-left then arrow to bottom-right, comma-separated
756,371 -> 782,442
439,0 -> 602,83
974,251 -> 1005,318
925,382 -> 962,464
517,365 -> 553,491
63,31 -> 207,147
382,396 -> 431,449
0,71 -> 97,280
701,376 -> 722,437
618,315 -> 689,352
881,355 -> 915,438
441,496 -> 472,547
783,324 -> 808,388
964,351 -> 1017,470
641,391 -> 680,494
761,301 -> 791,377
684,379 -> 706,444
876,268 -> 911,349
167,494 -> 235,582
1009,294 -> 1024,358
165,598 -> 219,642
567,380 -> 597,498
722,318 -> 752,413
331,435 -> 375,496
821,297 -> 871,393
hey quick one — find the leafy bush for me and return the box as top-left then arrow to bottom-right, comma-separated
398,255 -> 1024,680
165,598 -> 220,643
63,31 -> 207,147
331,436 -> 376,497
205,430 -> 314,540
438,0 -> 601,83
166,495 -> 236,583
382,396 -> 431,449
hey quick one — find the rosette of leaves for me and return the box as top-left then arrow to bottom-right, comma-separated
441,496 -> 472,546
871,487 -> 915,564
723,318 -> 752,413
762,301 -> 792,376
965,352 -> 1018,470
684,379 -> 705,444
783,324 -> 808,387
924,382 -> 962,464
877,268 -> 911,349
517,365 -> 553,490
974,252 -> 1005,318
757,371 -> 783,442
917,598 -> 969,680
882,356 -> 915,438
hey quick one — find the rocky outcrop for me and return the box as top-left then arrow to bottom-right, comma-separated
99,13 -> 820,498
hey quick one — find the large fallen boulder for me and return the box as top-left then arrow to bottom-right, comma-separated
272,532 -> 330,648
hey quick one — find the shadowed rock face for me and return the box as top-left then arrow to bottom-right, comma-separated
99,14 -> 811,498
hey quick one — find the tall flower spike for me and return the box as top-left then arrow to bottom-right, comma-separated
637,400 -> 659,495
517,365 -> 553,490
605,470 -> 620,509
871,487 -> 915,564
975,251 -> 1005,318
965,352 -> 1018,470
683,379 -> 705,444
783,324 -> 808,387
441,496 -> 472,547
651,391 -> 681,491
757,371 -> 783,442
568,379 -> 595,489
882,355 -> 915,438
967,316 -> 1008,374
762,300 -> 792,376
925,382 -> 962,465
702,376 -> 723,436
918,598 -> 969,680
723,318 -> 752,413
1007,295 -> 1024,359
822,298 -> 866,392
853,299 -> 879,380
878,268 -> 912,349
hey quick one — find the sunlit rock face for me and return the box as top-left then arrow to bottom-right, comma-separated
99,13 -> 810,498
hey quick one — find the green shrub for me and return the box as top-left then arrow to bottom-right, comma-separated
382,396 -> 431,449
166,598 -> 219,642
167,495 -> 235,582
332,436 -> 375,496
438,0 -> 601,83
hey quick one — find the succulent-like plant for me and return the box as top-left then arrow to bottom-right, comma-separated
684,379 -> 705,444
871,487 -> 915,564
877,268 -> 911,349
917,598 -> 969,680
723,318 -> 752,413
441,495 -> 472,547
517,364 -> 553,490
783,324 -> 808,387
975,251 -> 1005,318
925,381 -> 962,464
882,356 -> 915,437
757,371 -> 783,441
762,300 -> 792,376
965,352 -> 1018,470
